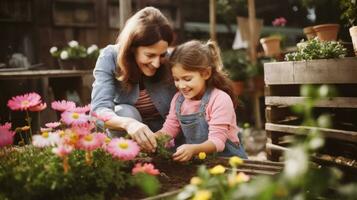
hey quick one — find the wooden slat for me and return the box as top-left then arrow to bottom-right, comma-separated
266,123 -> 357,142
264,57 -> 357,85
266,97 -> 357,108
0,70 -> 92,80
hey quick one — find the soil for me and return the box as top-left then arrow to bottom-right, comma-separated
118,157 -> 229,200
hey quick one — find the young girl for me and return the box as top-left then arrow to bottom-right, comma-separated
158,40 -> 247,162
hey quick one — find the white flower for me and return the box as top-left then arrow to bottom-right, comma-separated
68,40 -> 79,48
60,51 -> 69,60
32,131 -> 60,148
284,146 -> 308,179
87,44 -> 98,54
50,46 -> 58,54
309,137 -> 324,150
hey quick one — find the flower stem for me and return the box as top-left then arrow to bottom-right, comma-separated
25,111 -> 33,143
63,156 -> 70,174
85,151 -> 93,165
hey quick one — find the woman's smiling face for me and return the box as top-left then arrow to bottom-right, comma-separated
134,40 -> 168,77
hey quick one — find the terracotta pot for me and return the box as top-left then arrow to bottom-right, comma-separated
349,26 -> 357,56
232,81 -> 245,96
260,36 -> 281,57
312,23 -> 340,41
303,26 -> 316,40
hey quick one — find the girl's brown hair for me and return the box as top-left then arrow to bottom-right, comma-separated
116,7 -> 173,88
169,40 -> 237,107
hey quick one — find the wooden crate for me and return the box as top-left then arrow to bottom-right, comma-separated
264,57 -> 357,173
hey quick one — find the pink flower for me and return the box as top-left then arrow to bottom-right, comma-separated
61,111 -> 89,126
32,131 -> 60,148
29,102 -> 47,112
132,163 -> 160,176
0,122 -> 15,147
107,137 -> 140,160
52,144 -> 73,157
91,112 -> 113,122
71,104 -> 91,113
7,92 -> 42,111
77,134 -> 102,151
71,122 -> 94,136
0,122 -> 11,130
51,100 -> 76,112
46,122 -> 61,129
272,17 -> 287,27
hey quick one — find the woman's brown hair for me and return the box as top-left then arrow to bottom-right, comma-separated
116,7 -> 173,88
169,40 -> 237,107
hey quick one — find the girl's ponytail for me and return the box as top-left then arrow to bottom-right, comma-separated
206,40 -> 237,108
206,40 -> 223,71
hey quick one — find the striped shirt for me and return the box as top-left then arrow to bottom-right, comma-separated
135,89 -> 161,121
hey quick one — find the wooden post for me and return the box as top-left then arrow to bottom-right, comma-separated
248,0 -> 257,64
209,0 -> 216,41
119,0 -> 132,30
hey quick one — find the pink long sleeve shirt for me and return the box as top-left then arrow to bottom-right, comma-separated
160,88 -> 240,152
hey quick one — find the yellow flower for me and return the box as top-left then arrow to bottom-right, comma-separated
198,152 -> 206,160
190,177 -> 202,185
235,172 -> 250,183
192,190 -> 212,200
229,156 -> 243,167
209,165 -> 225,175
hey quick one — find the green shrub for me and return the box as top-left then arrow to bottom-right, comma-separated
0,146 -> 130,200
285,38 -> 347,61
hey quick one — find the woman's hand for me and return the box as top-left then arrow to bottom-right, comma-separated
173,144 -> 197,162
126,120 -> 157,152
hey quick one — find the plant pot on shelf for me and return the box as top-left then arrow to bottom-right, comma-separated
349,26 -> 357,56
260,36 -> 281,57
312,23 -> 340,41
303,26 -> 316,40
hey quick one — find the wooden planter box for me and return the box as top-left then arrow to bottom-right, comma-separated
128,158 -> 283,200
264,57 -> 357,174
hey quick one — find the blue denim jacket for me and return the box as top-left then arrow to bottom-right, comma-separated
91,44 -> 176,120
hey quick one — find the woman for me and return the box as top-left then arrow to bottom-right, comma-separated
91,7 -> 176,152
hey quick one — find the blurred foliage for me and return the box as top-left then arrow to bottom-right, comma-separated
222,50 -> 249,81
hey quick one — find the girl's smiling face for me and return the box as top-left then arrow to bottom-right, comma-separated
172,63 -> 211,100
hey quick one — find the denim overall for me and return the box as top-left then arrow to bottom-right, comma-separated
175,88 -> 248,158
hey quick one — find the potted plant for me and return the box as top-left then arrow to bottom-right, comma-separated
246,57 -> 273,91
50,41 -> 100,70
260,17 -> 287,58
285,38 -> 347,61
222,50 -> 248,96
303,26 -> 316,40
312,23 -> 340,41
340,0 -> 357,56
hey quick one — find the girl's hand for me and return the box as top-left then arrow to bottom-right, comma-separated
126,121 -> 157,152
173,144 -> 197,162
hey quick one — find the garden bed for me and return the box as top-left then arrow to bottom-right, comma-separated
118,158 -> 284,200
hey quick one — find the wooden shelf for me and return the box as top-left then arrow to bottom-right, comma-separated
265,96 -> 357,108
265,123 -> 357,143
264,57 -> 357,85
